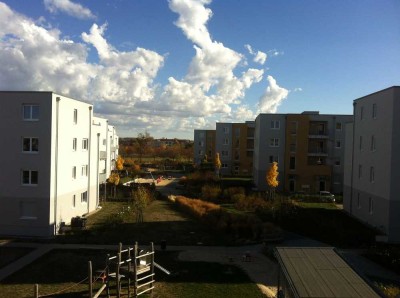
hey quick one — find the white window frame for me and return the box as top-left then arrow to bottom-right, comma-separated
372,103 -> 377,119
22,137 -> 39,153
221,163 -> 228,168
22,170 -> 38,185
269,155 -> 279,164
370,166 -> 375,183
223,138 -> 229,145
22,104 -> 39,121
270,120 -> 280,129
81,191 -> 88,203
73,138 -> 77,151
82,138 -> 89,150
73,109 -> 78,124
81,165 -> 88,177
269,138 -> 279,147
223,127 -> 229,134
221,150 -> 229,157
371,135 -> 376,151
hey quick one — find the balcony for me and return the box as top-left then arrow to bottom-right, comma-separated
308,149 -> 328,156
308,129 -> 329,138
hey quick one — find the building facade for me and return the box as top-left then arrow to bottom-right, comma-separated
344,86 -> 400,242
193,129 -> 216,165
0,91 -> 118,237
216,122 -> 254,176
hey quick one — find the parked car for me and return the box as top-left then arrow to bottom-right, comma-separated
319,191 -> 335,202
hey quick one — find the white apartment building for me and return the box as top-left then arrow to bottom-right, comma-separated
0,91 -> 118,238
344,86 -> 400,243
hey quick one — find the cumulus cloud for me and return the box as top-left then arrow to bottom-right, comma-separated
245,44 -> 267,65
0,1 -> 289,138
44,0 -> 96,19
166,0 -> 264,116
258,76 -> 289,113
293,87 -> 303,92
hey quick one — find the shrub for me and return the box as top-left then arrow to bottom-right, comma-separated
223,187 -> 245,202
201,184 -> 222,202
235,193 -> 268,212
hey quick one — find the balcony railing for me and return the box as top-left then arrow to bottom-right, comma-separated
308,129 -> 329,138
308,149 -> 328,156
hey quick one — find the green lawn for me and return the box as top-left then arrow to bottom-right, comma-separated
295,202 -> 338,209
55,199 -> 231,246
0,250 -> 264,298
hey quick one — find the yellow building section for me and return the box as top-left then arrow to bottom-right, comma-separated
205,130 -> 216,162
285,115 -> 332,193
232,123 -> 254,176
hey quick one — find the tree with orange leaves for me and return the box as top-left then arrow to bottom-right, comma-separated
215,153 -> 222,178
266,162 -> 279,200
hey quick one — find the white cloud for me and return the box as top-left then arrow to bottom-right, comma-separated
44,0 -> 96,20
245,44 -> 267,65
258,76 -> 289,113
0,1 -> 289,138
293,87 -> 303,92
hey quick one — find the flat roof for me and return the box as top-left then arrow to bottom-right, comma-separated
275,247 -> 380,298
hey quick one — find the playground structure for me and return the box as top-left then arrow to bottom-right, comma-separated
97,242 -> 170,298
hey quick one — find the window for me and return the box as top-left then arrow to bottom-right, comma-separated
334,160 -> 341,166
357,193 -> 361,209
22,170 -> 38,185
269,155 -> 279,163
270,120 -> 280,129
22,104 -> 39,121
371,135 -> 376,151
369,197 -> 373,214
73,138 -> 77,151
82,138 -> 88,150
20,201 -> 37,219
221,150 -> 228,157
289,156 -> 296,170
81,191 -> 88,203
72,195 -> 76,208
72,166 -> 76,179
23,137 -> 38,152
370,166 -> 375,182
359,136 -> 363,151
223,138 -> 229,145
103,139 -> 106,145
269,138 -> 279,147
81,165 -> 88,177
221,163 -> 228,168
73,109 -> 78,124
223,127 -> 229,134
372,103 -> 377,119
358,165 -> 362,178
335,140 -> 341,148
336,123 -> 342,130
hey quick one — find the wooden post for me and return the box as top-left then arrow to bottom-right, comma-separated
128,246 -> 131,298
34,284 -> 39,298
106,254 -> 110,298
133,242 -> 138,297
89,261 -> 93,298
117,245 -> 122,298
150,242 -> 154,293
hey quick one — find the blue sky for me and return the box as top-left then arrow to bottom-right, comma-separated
1,0 -> 399,139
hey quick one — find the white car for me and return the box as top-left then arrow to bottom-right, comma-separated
319,191 -> 335,202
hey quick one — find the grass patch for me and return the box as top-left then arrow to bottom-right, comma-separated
295,202 -> 338,209
56,200 -> 230,246
0,250 -> 264,298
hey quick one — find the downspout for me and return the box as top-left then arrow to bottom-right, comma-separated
96,133 -> 100,207
105,121 -> 109,200
87,106 -> 92,214
350,101 -> 356,214
54,96 -> 61,235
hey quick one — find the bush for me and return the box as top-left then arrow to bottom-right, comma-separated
234,193 -> 268,212
201,184 -> 222,202
223,187 -> 246,202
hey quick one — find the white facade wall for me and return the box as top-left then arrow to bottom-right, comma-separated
344,87 -> 400,242
0,91 -> 118,238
